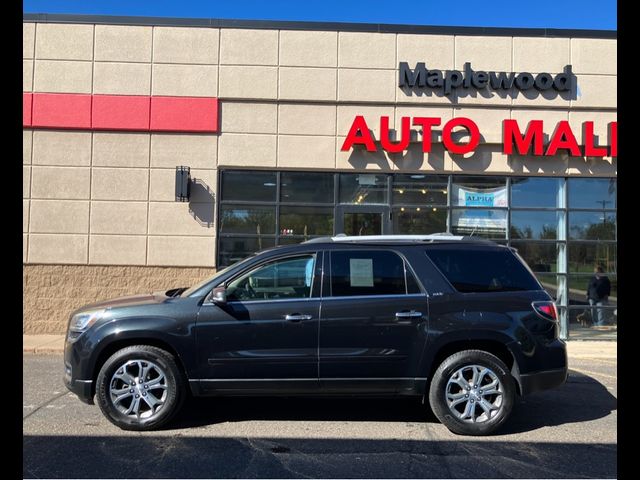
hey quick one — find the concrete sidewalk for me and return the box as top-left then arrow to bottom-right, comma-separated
23,334 -> 617,359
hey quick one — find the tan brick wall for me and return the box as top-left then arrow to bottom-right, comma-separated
23,264 -> 215,334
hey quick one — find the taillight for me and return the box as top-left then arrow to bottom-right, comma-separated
532,301 -> 558,321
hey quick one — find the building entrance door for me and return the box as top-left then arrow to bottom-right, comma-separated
336,206 -> 390,236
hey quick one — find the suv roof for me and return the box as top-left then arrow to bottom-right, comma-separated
302,234 -> 496,245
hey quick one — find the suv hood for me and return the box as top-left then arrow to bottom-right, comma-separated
74,291 -> 171,313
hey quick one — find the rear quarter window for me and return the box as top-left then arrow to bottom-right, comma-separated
425,247 -> 541,293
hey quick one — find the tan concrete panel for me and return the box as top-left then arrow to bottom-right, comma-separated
93,132 -> 150,167
571,38 -> 617,75
149,168 -> 217,202
336,137 -> 393,171
337,105 -> 395,138
454,87 -> 512,107
218,134 -> 277,167
23,199 -> 29,233
28,234 -> 88,264
394,106 -> 453,148
153,27 -> 219,64
453,107 -> 511,144
32,131 -> 92,166
279,30 -> 337,67
31,166 -> 90,200
510,109 -> 569,128
23,166 -> 30,198
90,201 -> 148,234
568,110 -> 617,145
152,64 -> 218,97
279,67 -> 337,101
23,60 -> 33,91
513,37 -> 570,73
278,104 -> 337,136
33,60 -> 92,94
150,134 -> 217,169
567,157 -> 616,176
35,23 -> 94,61
338,69 -> 396,102
91,168 -> 149,201
148,202 -> 215,236
455,36 -> 512,71
183,169 -> 216,204
221,102 -> 277,134
24,131 -> 32,165
449,145 -> 511,174
95,25 -> 152,62
507,153 -> 568,176
219,28 -> 278,65
392,143 -> 452,173
23,233 -> 28,262
218,66 -> 278,99
24,23 -> 35,59
278,136 -> 336,169
89,235 -> 147,265
397,34 -> 455,69
147,236 -> 215,267
93,62 -> 151,95
29,199 -> 89,233
572,75 -> 617,109
338,32 -> 396,69
511,87 -> 573,107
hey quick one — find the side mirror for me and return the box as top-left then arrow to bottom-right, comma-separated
211,286 -> 227,305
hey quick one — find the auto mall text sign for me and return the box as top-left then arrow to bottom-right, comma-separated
340,117 -> 617,157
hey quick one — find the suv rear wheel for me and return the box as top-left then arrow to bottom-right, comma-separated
96,345 -> 185,431
428,349 -> 515,436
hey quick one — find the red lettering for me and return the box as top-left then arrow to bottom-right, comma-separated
583,121 -> 608,157
412,117 -> 442,152
340,115 -> 376,152
609,122 -> 617,157
546,121 -> 581,156
503,119 -> 544,155
442,117 -> 480,154
380,116 -> 410,153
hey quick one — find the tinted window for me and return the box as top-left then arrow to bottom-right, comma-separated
330,250 -> 408,297
511,178 -> 562,208
339,174 -> 388,204
281,172 -> 334,203
426,247 -> 540,293
221,171 -> 277,202
568,178 -> 616,209
392,174 -> 448,204
219,205 -> 276,234
227,255 -> 316,302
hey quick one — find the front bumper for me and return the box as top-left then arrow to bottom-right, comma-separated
63,373 -> 94,404
519,367 -> 568,395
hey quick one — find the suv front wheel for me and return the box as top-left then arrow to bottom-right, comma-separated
96,345 -> 185,431
428,350 -> 515,436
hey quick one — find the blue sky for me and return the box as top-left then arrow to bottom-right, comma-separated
24,0 -> 616,30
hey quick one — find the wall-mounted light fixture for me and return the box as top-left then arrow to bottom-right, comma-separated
175,166 -> 191,202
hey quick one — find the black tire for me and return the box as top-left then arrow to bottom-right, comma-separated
96,345 -> 186,431
428,349 -> 515,436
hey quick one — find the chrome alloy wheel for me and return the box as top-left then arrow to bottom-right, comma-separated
445,364 -> 504,423
109,359 -> 168,420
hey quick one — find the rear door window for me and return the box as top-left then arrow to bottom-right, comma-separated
425,247 -> 541,293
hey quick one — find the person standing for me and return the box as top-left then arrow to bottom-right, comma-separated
587,266 -> 611,326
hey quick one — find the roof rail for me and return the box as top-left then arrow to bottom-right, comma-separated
302,234 -> 490,244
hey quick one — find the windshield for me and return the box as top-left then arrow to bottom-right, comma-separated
180,255 -> 257,297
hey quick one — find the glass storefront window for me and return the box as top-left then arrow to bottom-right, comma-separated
218,236 -> 276,266
281,172 -> 334,204
451,208 -> 507,238
451,177 -> 507,209
535,273 -> 560,300
511,177 -> 562,208
568,178 -> 616,209
569,211 -> 616,240
339,173 -> 388,204
393,207 -> 446,234
510,211 -> 561,239
279,206 -> 334,237
568,243 -> 617,274
511,242 -> 559,272
392,174 -> 448,205
219,205 -> 276,235
221,171 -> 277,202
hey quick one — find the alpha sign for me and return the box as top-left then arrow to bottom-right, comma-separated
399,62 -> 574,96
340,116 -> 617,158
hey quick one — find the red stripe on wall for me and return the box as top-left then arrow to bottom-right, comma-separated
23,93 -> 218,133
31,93 -> 92,129
150,96 -> 219,132
92,95 -> 151,131
23,93 -> 32,126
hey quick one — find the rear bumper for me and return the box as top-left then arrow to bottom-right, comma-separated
519,367 -> 568,395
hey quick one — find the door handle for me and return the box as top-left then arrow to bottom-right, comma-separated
395,311 -> 423,319
285,314 -> 313,322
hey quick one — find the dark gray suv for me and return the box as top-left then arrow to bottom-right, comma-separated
64,234 -> 567,436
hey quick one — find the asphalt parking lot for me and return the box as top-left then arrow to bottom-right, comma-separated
23,354 -> 617,479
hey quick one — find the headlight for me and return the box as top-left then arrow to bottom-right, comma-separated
67,309 -> 106,340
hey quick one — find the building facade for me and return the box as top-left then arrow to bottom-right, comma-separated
22,14 -> 617,339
